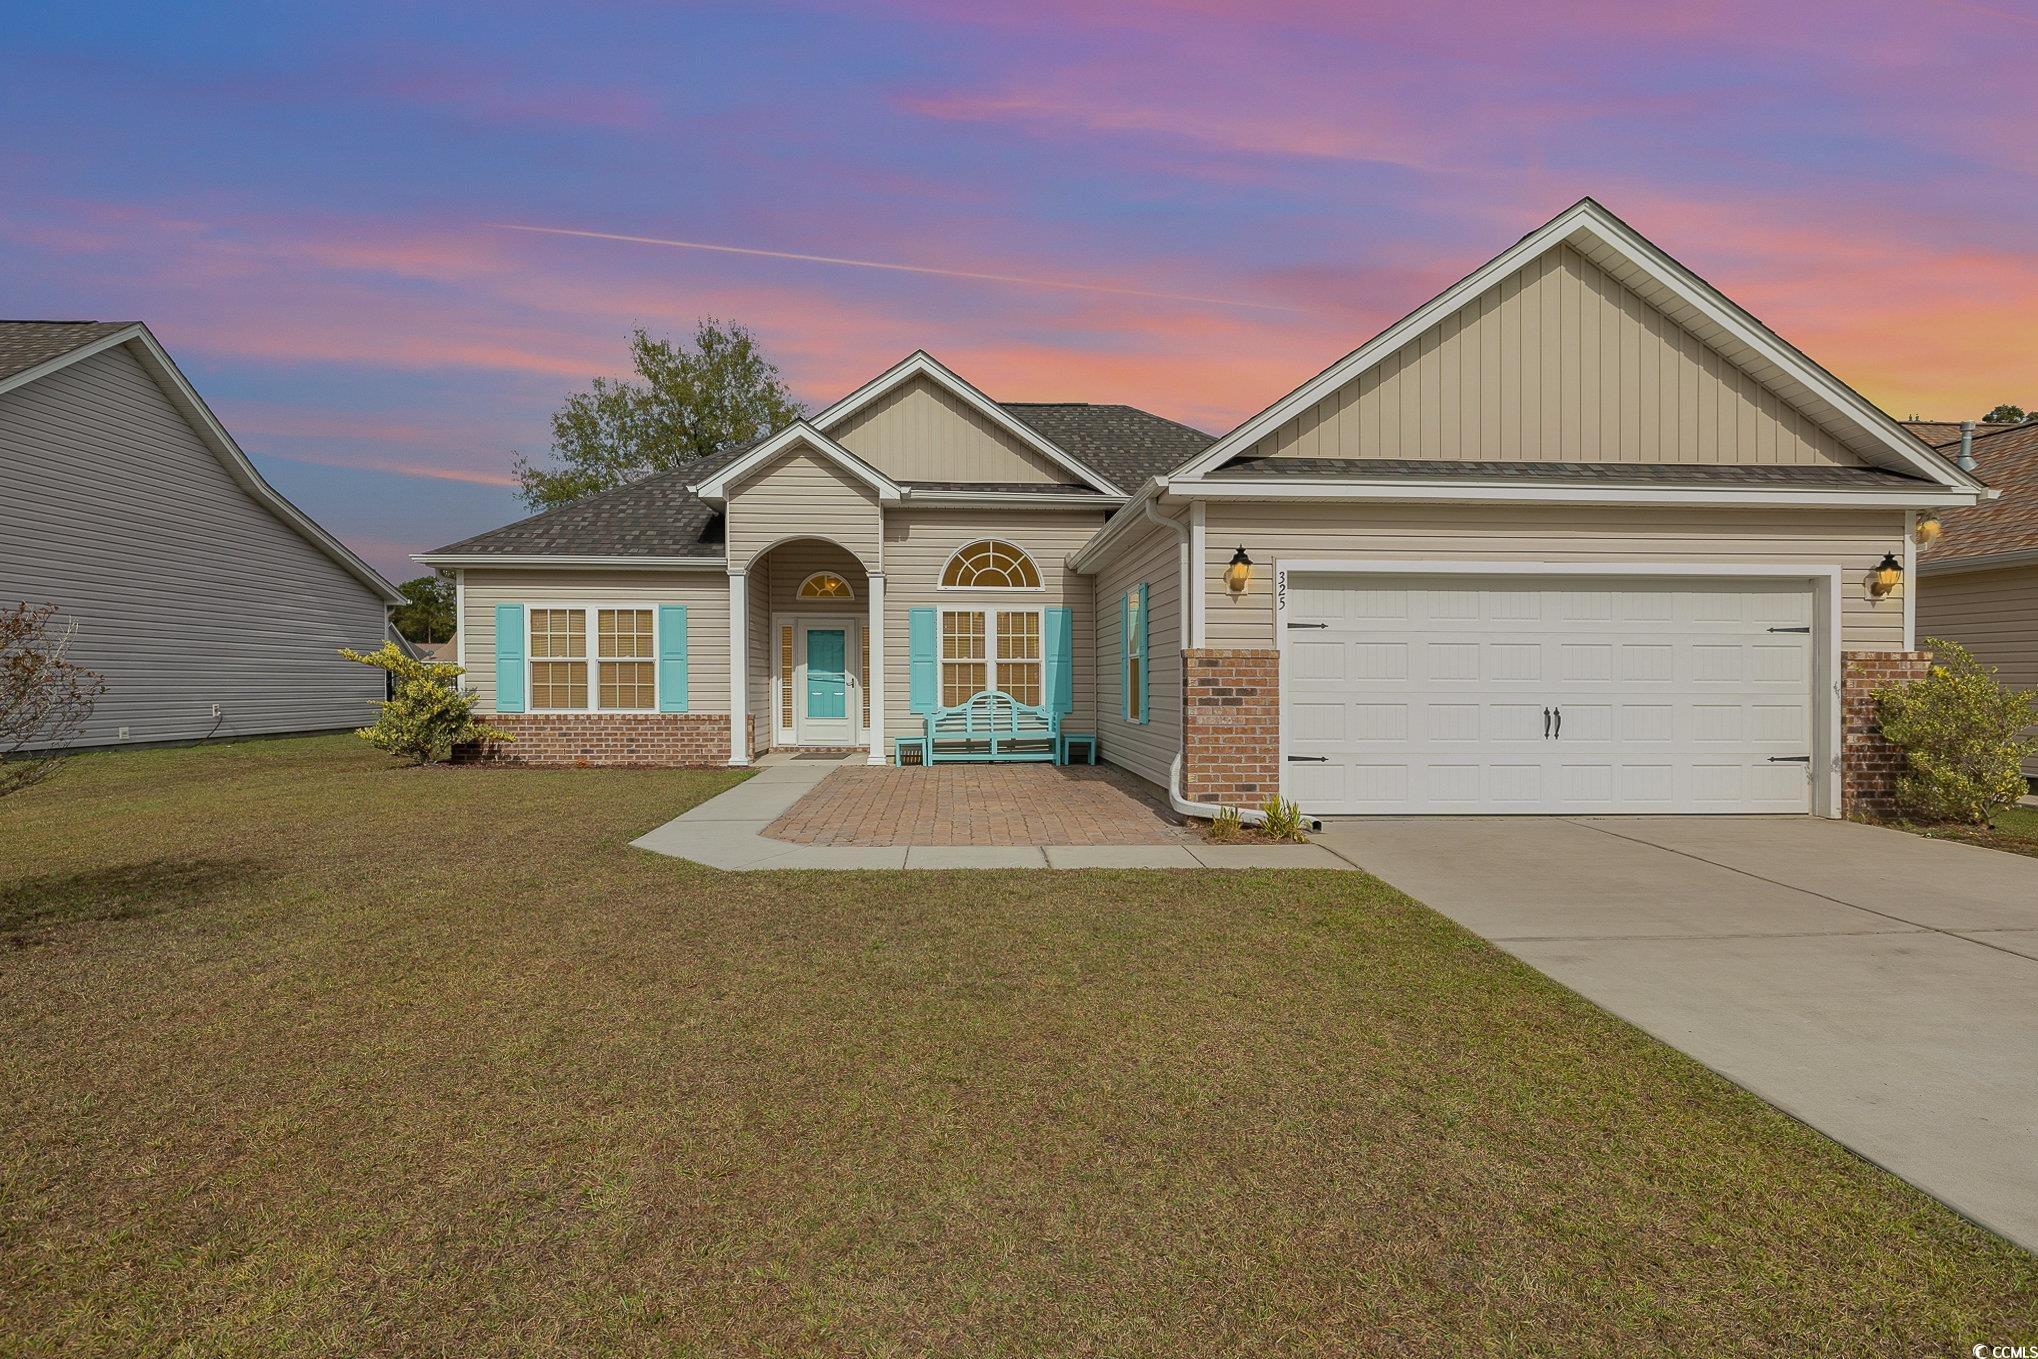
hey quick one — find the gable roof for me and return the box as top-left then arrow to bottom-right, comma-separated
1172,199 -> 1984,498
687,419 -> 903,503
1920,421 -> 2038,569
0,320 -> 403,602
811,351 -> 1127,495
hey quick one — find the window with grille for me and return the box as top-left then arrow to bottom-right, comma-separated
529,608 -> 588,710
797,572 -> 854,600
940,540 -> 1041,590
527,606 -> 660,712
940,607 -> 1043,706
597,608 -> 656,710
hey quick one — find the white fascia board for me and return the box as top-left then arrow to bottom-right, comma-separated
901,489 -> 1124,509
1168,478 -> 1982,509
688,420 -> 903,502
1067,477 -> 1168,574
414,553 -> 727,570
1917,547 -> 2038,576
1173,199 -> 1982,494
809,350 -> 1125,497
10,324 -> 405,603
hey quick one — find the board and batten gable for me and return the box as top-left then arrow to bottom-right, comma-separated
1091,515 -> 1182,792
1199,503 -> 1911,652
830,374 -> 1076,486
724,445 -> 882,572
1244,245 -> 1864,467
460,568 -> 730,714
1,342 -> 389,747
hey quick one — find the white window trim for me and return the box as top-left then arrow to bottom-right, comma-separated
796,571 -> 857,601
524,603 -> 663,715
936,539 -> 1047,592
936,604 -> 1045,705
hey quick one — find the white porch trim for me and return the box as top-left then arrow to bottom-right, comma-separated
867,573 -> 887,764
727,570 -> 749,765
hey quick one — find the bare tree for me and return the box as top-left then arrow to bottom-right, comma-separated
2,604 -> 108,797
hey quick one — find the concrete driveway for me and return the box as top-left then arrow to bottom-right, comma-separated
1314,815 -> 2038,1253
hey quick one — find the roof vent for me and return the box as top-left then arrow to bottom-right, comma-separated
1958,420 -> 1978,472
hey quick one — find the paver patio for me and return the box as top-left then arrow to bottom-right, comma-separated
763,764 -> 1195,846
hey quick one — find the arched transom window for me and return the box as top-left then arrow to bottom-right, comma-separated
941,539 -> 1041,589
797,572 -> 855,601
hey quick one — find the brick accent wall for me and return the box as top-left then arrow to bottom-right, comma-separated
1182,647 -> 1281,807
1841,650 -> 1932,817
456,713 -> 732,768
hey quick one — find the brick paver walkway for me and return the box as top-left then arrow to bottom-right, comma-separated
763,764 -> 1194,846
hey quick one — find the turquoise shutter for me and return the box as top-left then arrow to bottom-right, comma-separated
908,607 -> 937,713
494,603 -> 526,713
1044,606 -> 1073,715
657,605 -> 689,712
1136,582 -> 1150,724
1119,591 -> 1131,720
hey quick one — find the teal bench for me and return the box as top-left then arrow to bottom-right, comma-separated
919,690 -> 1062,764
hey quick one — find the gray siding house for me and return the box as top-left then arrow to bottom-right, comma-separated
1,321 -> 402,748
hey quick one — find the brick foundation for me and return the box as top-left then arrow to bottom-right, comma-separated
1841,650 -> 1932,817
1182,647 -> 1282,807
456,713 -> 732,768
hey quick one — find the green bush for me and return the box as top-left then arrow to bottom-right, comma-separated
1207,805 -> 1244,842
339,643 -> 514,766
1874,639 -> 2037,825
1258,795 -> 1308,843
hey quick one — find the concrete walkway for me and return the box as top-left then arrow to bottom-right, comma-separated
631,757 -> 1347,870
1313,814 -> 2038,1253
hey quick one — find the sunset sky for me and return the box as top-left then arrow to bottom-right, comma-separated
6,0 -> 2035,581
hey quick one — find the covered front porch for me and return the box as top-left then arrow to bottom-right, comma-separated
732,535 -> 885,765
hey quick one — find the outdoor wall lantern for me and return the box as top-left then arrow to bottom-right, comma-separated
1913,514 -> 1943,546
1868,551 -> 1904,599
1224,546 -> 1255,596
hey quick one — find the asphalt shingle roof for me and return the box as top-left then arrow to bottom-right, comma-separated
1217,457 -> 1934,488
1901,419 -> 2028,449
430,404 -> 1209,560
0,320 -> 137,382
1920,422 -> 2038,565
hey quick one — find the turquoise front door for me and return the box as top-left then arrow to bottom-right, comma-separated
804,628 -> 848,723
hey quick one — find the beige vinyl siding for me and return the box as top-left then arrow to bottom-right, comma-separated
1,343 -> 389,747
1092,517 -> 1182,792
761,540 -> 867,613
1201,503 -> 1909,652
831,375 -> 1073,485
461,568 -> 729,714
1248,245 -> 1861,467
726,446 -> 882,571
1917,562 -> 2038,775
881,506 -> 1110,747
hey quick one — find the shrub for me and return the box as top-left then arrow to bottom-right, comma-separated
1874,639 -> 2037,825
1258,795 -> 1308,843
2,602 -> 107,798
340,643 -> 513,766
1208,805 -> 1244,842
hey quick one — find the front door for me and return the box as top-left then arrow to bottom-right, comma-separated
798,624 -> 854,745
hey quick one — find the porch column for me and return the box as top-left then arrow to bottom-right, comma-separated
866,572 -> 887,764
727,569 -> 749,765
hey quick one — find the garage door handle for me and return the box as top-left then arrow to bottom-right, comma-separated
1768,755 -> 1811,763
1553,707 -> 1561,738
1542,707 -> 1551,739
1287,622 -> 1328,630
1287,755 -> 1329,763
1768,626 -> 1811,633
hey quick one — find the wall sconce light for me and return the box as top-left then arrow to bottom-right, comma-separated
1224,546 -> 1255,596
1913,514 -> 1942,546
1868,551 -> 1904,599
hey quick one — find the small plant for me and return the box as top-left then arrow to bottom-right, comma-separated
340,643 -> 513,766
1208,805 -> 1244,842
1258,795 -> 1308,843
1,602 -> 107,798
1875,638 -> 2038,826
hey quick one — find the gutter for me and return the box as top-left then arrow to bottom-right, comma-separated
1166,755 -> 1324,832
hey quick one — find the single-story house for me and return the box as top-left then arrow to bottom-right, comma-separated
1,321 -> 404,748
1914,419 -> 2038,782
419,199 -> 1987,819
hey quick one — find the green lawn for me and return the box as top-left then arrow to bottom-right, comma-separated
2,736 -> 2032,1356
1888,800 -> 2038,859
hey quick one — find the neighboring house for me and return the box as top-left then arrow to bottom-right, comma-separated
421,199 -> 1984,819
1,321 -> 403,748
1914,419 -> 2038,782
415,636 -> 458,664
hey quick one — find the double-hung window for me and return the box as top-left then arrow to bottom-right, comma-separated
528,606 -> 658,711
940,608 -> 1042,705
1123,585 -> 1147,723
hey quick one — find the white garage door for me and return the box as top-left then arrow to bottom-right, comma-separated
1284,575 -> 1815,815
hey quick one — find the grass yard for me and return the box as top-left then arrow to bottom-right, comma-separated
2,736 -> 2033,1356
1890,800 -> 2038,860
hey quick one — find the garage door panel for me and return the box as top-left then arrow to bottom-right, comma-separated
1287,575 -> 1816,815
